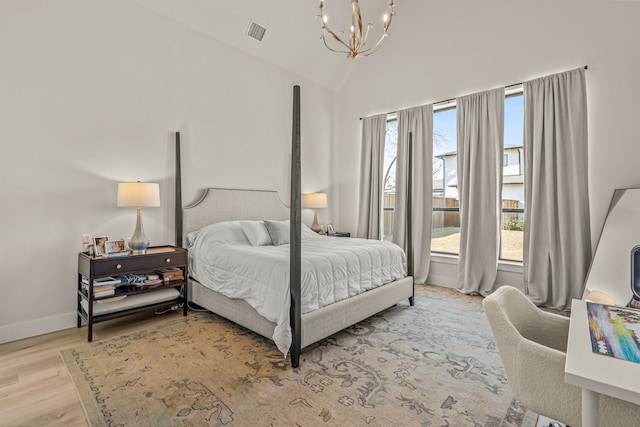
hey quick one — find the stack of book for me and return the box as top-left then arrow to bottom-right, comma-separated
106,250 -> 131,257
135,273 -> 163,288
86,276 -> 122,298
157,267 -> 183,282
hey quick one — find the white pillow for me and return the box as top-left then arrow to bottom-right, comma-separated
263,219 -> 290,246
302,223 -> 320,239
190,221 -> 250,246
240,221 -> 272,246
185,230 -> 199,247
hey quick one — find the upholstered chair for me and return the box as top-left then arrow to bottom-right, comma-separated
483,285 -> 640,426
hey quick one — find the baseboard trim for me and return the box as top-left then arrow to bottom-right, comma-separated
0,312 -> 76,344
426,274 -> 458,289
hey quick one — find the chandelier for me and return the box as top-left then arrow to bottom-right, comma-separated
318,0 -> 395,59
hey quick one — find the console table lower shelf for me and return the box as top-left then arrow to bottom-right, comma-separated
78,288 -> 182,340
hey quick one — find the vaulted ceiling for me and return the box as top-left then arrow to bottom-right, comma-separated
128,0 -> 612,95
130,0 -> 404,92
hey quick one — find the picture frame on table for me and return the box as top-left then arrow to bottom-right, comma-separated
105,239 -> 126,255
327,223 -> 335,235
93,236 -> 109,257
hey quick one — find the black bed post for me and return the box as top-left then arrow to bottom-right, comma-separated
290,85 -> 302,368
407,132 -> 415,306
175,132 -> 183,248
175,132 -> 188,317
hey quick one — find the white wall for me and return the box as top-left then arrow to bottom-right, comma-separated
0,0 -> 335,342
332,0 -> 640,288
583,189 -> 640,305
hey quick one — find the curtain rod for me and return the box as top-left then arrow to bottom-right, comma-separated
359,65 -> 588,120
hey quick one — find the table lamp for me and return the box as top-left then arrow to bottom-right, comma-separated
117,182 -> 160,254
303,193 -> 327,233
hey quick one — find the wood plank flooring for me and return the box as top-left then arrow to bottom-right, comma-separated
0,310 -> 185,427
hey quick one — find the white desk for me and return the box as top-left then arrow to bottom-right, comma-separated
565,299 -> 640,427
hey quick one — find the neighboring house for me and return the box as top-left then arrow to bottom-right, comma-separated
434,144 -> 524,207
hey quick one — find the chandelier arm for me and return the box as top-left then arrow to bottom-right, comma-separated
362,3 -> 395,54
321,35 -> 351,56
383,11 -> 395,33
321,39 -> 343,54
382,1 -> 395,34
360,23 -> 372,50
358,34 -> 388,57
323,26 -> 354,52
320,1 -> 353,56
354,1 -> 364,41
349,0 -> 357,52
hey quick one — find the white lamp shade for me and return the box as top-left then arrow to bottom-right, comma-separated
117,182 -> 160,207
303,193 -> 327,209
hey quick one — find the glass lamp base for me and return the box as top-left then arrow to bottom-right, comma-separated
128,207 -> 150,255
128,238 -> 149,255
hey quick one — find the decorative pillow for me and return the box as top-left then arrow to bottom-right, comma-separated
240,221 -> 272,246
263,220 -> 290,246
189,221 -> 250,246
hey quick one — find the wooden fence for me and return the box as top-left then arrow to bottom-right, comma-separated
383,193 -> 522,236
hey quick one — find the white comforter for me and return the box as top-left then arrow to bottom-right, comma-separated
188,225 -> 407,356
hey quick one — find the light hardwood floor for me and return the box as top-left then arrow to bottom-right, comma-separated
0,310 -> 186,427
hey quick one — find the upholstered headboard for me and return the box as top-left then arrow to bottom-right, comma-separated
182,188 -> 289,245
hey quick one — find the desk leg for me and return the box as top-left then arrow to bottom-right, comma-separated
582,389 -> 599,427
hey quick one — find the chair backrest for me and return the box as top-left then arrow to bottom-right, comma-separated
482,286 -> 538,397
484,286 -> 586,425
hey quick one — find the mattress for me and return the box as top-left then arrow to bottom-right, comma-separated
188,221 -> 407,355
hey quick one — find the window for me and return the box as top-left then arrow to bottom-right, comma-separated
382,91 -> 525,262
431,106 -> 459,255
500,93 -> 524,261
382,119 -> 398,241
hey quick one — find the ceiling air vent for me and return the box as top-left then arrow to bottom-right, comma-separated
246,20 -> 267,42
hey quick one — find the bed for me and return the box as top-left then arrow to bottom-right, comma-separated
175,86 -> 414,367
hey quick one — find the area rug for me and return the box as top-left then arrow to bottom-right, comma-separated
61,285 -> 538,426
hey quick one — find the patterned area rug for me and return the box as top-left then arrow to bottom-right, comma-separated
61,285 -> 538,426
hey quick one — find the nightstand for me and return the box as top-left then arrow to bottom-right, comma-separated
77,245 -> 188,341
329,231 -> 350,238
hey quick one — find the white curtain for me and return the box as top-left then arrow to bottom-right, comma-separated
357,114 -> 387,239
393,105 -> 434,284
456,88 -> 505,295
523,67 -> 590,309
